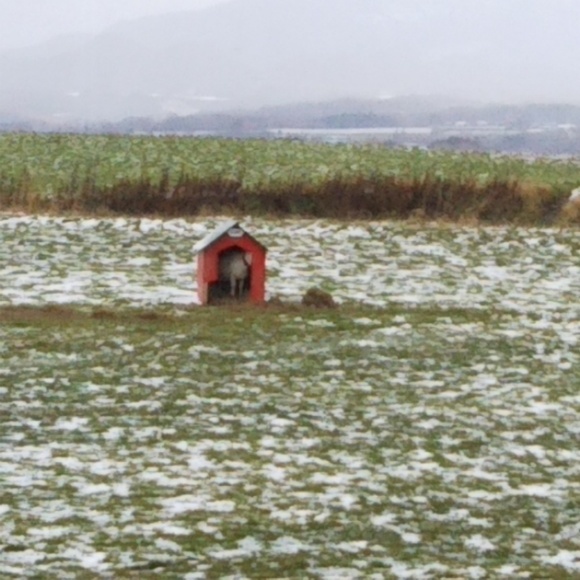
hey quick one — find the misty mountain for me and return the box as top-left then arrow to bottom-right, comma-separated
1,0 -> 580,122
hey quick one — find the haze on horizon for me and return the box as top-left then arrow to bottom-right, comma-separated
1,0 -> 580,121
0,0 -> 230,51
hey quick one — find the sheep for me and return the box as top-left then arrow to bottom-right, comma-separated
561,187 -> 580,222
569,187 -> 580,203
219,251 -> 252,298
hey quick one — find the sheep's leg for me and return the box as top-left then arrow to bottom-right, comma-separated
238,278 -> 245,298
230,274 -> 236,297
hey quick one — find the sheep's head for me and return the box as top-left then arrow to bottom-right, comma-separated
570,187 -> 580,203
559,186 -> 580,223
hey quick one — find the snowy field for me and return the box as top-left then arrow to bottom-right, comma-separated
0,214 -> 579,312
0,215 -> 579,578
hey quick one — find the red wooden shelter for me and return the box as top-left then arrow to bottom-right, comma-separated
194,221 -> 267,305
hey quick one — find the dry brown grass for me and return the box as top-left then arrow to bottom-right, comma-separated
0,300 -> 343,329
0,305 -> 83,325
0,174 -> 574,225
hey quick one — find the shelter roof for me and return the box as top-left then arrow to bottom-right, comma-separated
194,220 -> 267,253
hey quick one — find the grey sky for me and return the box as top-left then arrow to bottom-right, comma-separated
0,0 -> 229,51
1,0 -> 580,119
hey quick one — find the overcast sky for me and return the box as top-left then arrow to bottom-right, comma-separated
2,0 -> 580,117
0,0 -> 230,51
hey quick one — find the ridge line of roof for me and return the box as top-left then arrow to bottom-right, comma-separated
194,221 -> 267,253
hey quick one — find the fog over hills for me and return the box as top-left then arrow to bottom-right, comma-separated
1,0 -> 580,122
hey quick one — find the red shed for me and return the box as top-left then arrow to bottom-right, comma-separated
194,220 -> 267,305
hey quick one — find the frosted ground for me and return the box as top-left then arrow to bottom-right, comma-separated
0,215 -> 579,578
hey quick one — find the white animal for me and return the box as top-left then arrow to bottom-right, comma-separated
219,251 -> 252,297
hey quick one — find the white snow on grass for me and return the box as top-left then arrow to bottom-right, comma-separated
0,215 -> 578,312
0,215 -> 579,577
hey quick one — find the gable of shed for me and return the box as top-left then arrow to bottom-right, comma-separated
194,221 -> 267,254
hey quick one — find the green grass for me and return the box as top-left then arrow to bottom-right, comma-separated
0,133 -> 578,223
1,303 -> 578,576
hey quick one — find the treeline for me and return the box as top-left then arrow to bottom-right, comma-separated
70,101 -> 580,156
430,129 -> 580,156
96,101 -> 580,135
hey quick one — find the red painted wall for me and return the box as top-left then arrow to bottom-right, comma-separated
197,233 -> 267,304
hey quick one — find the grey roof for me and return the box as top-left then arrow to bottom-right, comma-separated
193,220 -> 239,253
193,220 -> 239,252
193,221 -> 267,254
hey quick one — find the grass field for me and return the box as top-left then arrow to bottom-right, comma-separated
0,216 -> 579,577
1,134 -> 580,222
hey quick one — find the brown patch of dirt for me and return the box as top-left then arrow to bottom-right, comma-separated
90,308 -> 118,321
301,288 -> 337,309
0,305 -> 83,325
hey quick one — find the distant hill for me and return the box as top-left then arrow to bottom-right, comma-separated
96,99 -> 580,133
2,0 -> 580,122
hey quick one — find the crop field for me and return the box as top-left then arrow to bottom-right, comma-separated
1,134 -> 580,222
4,133 -> 580,190
0,215 -> 579,578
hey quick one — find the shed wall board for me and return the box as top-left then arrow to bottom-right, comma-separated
196,227 -> 267,305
